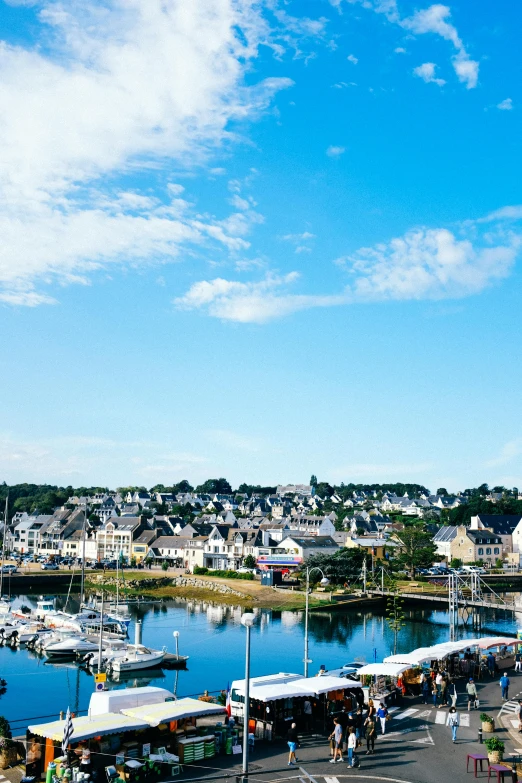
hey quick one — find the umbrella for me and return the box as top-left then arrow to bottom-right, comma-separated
62,707 -> 74,756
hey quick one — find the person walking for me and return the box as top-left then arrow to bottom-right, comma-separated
346,728 -> 357,768
487,652 -> 496,677
466,678 -> 478,711
354,707 -> 364,741
364,716 -> 376,755
367,699 -> 376,721
515,652 -> 522,673
447,707 -> 460,743
432,680 -> 439,708
303,699 -> 313,732
439,676 -> 447,708
435,671 -> 443,699
329,718 -> 344,763
287,723 -> 300,766
422,677 -> 431,705
500,673 -> 510,701
377,702 -> 388,735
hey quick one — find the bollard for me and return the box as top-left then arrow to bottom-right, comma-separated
478,728 -> 483,744
512,768 -> 518,783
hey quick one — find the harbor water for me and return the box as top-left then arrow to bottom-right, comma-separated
3,591 -> 520,732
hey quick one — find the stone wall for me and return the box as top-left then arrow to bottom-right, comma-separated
89,574 -> 245,597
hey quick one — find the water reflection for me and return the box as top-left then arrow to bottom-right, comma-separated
1,590 -> 520,731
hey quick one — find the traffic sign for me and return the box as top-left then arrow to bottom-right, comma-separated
94,673 -> 106,684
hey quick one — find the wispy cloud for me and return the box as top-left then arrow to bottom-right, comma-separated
413,62 -> 446,86
326,145 -> 346,157
485,439 -> 522,468
176,208 -> 522,322
347,54 -> 358,64
497,98 -> 513,111
0,0 -> 294,305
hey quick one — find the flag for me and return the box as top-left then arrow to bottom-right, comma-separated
62,707 -> 74,756
225,683 -> 231,717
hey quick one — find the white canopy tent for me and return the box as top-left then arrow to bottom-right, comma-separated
29,713 -> 150,742
121,698 -> 225,727
356,663 -> 410,677
384,637 -> 518,666
231,673 -> 358,703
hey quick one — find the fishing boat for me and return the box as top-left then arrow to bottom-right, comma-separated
108,644 -> 167,673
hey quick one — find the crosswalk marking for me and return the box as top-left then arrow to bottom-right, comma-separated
387,706 -> 400,713
325,777 -> 339,783
418,709 -> 432,719
394,708 -> 419,720
460,713 -> 470,727
511,719 -> 520,729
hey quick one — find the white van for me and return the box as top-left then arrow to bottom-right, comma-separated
462,565 -> 486,574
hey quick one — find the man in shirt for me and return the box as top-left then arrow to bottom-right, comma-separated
487,652 -> 496,677
329,719 -> 344,763
515,652 -> 522,673
303,699 -> 313,732
466,678 -> 478,711
500,673 -> 510,701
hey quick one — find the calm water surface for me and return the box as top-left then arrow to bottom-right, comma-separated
3,591 -> 520,731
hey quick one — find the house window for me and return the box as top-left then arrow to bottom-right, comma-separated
478,548 -> 483,555
494,548 -> 499,555
486,548 -> 491,555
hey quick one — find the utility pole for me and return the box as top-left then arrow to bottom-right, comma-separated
97,590 -> 104,672
448,572 -> 458,641
0,494 -> 8,598
362,558 -> 367,593
80,501 -> 87,607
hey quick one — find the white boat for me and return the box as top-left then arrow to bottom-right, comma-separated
109,644 -> 166,673
45,635 -> 100,658
11,621 -> 46,644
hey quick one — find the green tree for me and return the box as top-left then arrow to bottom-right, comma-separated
161,559 -> 169,571
436,488 -> 448,496
196,478 -> 232,494
172,479 -> 193,494
243,554 -> 257,569
391,527 -> 437,576
310,475 -> 318,487
449,557 -> 462,568
302,548 -> 365,585
386,585 -> 406,654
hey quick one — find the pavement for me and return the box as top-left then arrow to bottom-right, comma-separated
4,669 -> 522,783
166,670 -> 522,783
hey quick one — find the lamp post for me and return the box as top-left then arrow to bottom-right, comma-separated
241,612 -> 255,782
173,631 -> 180,696
304,567 -> 329,678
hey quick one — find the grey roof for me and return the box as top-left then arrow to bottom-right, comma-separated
282,535 -> 338,549
433,526 -> 458,543
467,530 -> 502,544
476,515 -> 522,535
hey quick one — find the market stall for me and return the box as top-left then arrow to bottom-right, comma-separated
355,662 -> 411,703
383,636 -> 517,679
230,672 -> 364,738
27,695 -> 227,780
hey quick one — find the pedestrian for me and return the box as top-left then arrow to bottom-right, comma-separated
518,700 -> 522,733
367,698 -> 376,721
435,671 -> 443,699
500,673 -> 510,701
364,716 -> 376,755
439,676 -> 447,708
515,651 -> 522,673
346,727 -> 357,768
466,678 -> 478,711
354,707 -> 364,741
303,699 -> 313,732
422,678 -> 430,705
432,680 -> 439,708
447,706 -> 460,743
329,718 -> 344,763
487,652 -> 496,677
287,723 -> 300,766
377,702 -> 388,735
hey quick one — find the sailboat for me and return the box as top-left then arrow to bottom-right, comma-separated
0,496 -> 12,616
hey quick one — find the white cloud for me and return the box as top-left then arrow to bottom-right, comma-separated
0,0 -> 294,304
335,1 -> 479,88
176,210 -> 522,322
344,227 -> 517,301
481,205 -> 522,222
497,98 -> 513,111
394,47 -> 407,54
326,145 -> 346,157
347,54 -> 358,64
174,271 -> 346,323
282,232 -> 316,242
413,62 -> 446,86
403,5 -> 479,88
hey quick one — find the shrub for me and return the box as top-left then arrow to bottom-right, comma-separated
193,566 -> 209,575
484,737 -> 504,753
480,713 -> 493,723
161,560 -> 169,571
0,717 -> 12,740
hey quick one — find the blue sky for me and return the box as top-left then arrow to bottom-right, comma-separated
0,0 -> 521,492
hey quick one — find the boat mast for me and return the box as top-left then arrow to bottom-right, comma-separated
0,494 -> 7,598
80,500 -> 87,607
116,554 -> 119,609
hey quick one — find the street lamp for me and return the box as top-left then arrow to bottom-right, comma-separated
303,566 -> 329,678
240,612 -> 255,782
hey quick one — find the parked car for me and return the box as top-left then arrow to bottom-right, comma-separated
41,562 -> 59,570
1,564 -> 17,574
237,567 -> 256,574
